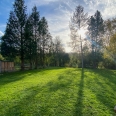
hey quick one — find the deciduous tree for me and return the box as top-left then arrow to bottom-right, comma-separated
70,5 -> 88,70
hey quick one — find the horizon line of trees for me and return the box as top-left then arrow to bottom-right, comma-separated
0,2 -> 116,70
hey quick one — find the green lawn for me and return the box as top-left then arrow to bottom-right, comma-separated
0,68 -> 116,116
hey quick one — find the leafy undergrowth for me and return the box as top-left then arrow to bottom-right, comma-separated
0,67 -> 116,116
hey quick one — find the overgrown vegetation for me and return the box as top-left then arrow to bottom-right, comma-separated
0,68 -> 116,116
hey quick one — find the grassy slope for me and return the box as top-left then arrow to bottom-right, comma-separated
0,68 -> 116,116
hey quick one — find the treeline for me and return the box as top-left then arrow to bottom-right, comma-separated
1,2 -> 116,70
69,5 -> 116,69
0,0 -> 69,70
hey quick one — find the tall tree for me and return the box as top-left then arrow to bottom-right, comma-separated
70,5 -> 88,70
39,17 -> 51,67
88,16 -> 97,68
1,11 -> 19,60
88,10 -> 104,68
94,10 -> 104,47
1,0 -> 27,70
88,16 -> 96,53
13,0 -> 27,70
24,16 -> 36,69
30,6 -> 40,69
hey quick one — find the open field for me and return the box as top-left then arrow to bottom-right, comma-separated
0,68 -> 116,116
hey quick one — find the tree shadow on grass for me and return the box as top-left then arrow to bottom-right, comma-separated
2,69 -> 77,116
1,68 -> 86,116
94,69 -> 116,86
47,75 -> 73,92
74,68 -> 84,116
87,69 -> 116,115
0,72 -> 27,87
3,85 -> 44,116
46,68 -> 81,93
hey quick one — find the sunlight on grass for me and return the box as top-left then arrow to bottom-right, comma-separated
0,68 -> 116,116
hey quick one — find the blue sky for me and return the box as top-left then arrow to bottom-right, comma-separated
0,0 -> 116,52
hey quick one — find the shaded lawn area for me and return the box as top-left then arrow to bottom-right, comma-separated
0,67 -> 116,116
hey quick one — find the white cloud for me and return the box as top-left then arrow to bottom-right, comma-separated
46,11 -> 71,52
84,0 -> 116,19
48,18 -> 71,52
26,0 -> 59,10
103,1 -> 116,19
43,0 -> 77,52
0,31 -> 4,36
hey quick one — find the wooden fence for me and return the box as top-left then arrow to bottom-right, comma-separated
0,61 -> 14,73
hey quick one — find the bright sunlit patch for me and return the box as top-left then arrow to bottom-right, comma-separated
78,28 -> 86,38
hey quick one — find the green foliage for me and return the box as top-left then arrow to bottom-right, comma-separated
1,1 -> 54,69
103,33 -> 116,69
53,36 -> 65,67
94,10 -> 104,36
1,0 -> 27,70
88,10 -> 104,68
108,33 -> 116,56
14,0 -> 27,70
39,17 -> 51,67
0,54 -> 4,60
24,16 -> 37,69
0,68 -> 116,115
1,11 -> 19,59
29,6 -> 40,69
69,53 -> 79,67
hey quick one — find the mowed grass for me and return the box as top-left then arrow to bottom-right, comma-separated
0,68 -> 116,116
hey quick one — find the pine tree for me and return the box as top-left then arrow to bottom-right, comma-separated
1,11 -> 18,60
1,0 -> 27,70
13,0 -> 27,70
88,10 -> 104,68
88,16 -> 96,67
30,6 -> 40,69
39,17 -> 51,67
24,16 -> 36,69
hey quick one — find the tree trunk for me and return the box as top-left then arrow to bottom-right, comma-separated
21,54 -> 24,70
21,29 -> 24,71
35,55 -> 38,69
30,58 -> 32,69
80,35 -> 84,71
